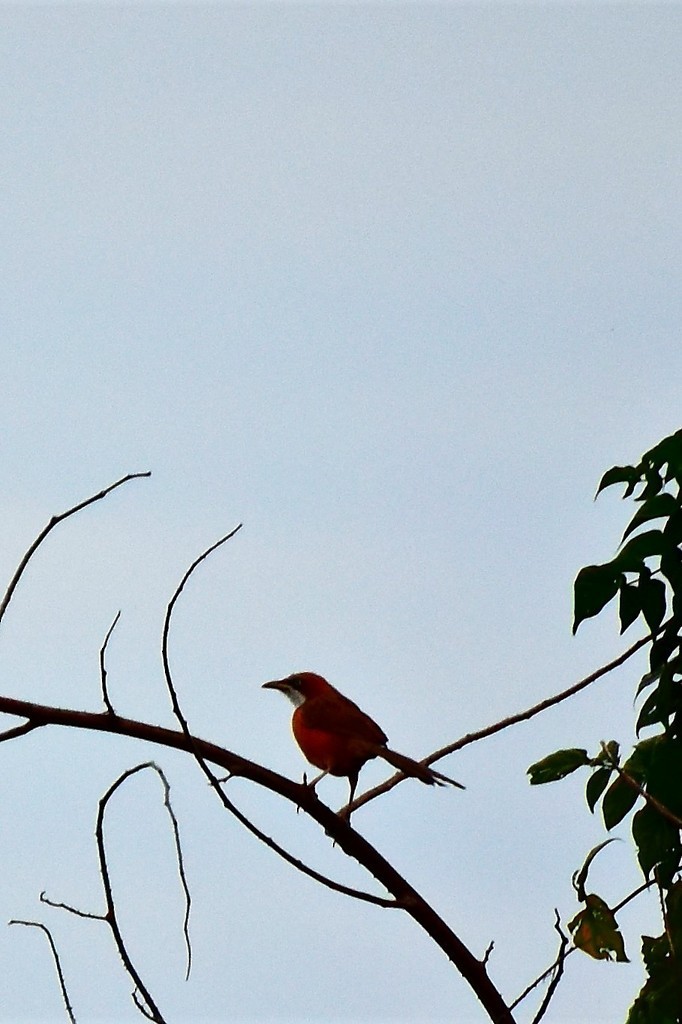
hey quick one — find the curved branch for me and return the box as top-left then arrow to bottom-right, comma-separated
99,610 -> 121,714
0,693 -> 514,1023
347,628 -> 658,815
97,763 -> 168,1023
158,527 -> 398,908
0,472 -> 150,631
9,919 -> 77,1024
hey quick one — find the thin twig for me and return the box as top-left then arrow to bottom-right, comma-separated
99,610 -> 121,714
9,919 -> 77,1024
0,720 -> 41,744
159,528 -> 398,909
347,628 -> 658,815
0,693 -> 513,1022
97,763 -> 167,1023
155,766 -> 193,980
530,911 -> 568,1024
40,891 -> 105,921
511,880 -> 653,1009
0,472 -> 150,630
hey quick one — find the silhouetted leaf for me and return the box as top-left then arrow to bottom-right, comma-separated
639,576 -> 667,633
632,805 -> 680,885
622,493 -> 680,541
596,464 -> 639,498
586,767 -> 612,813
573,564 -> 622,633
649,626 -> 681,674
619,581 -> 641,633
627,933 -> 679,1024
527,748 -> 590,785
602,776 -> 639,830
614,530 -> 667,573
636,688 -> 665,734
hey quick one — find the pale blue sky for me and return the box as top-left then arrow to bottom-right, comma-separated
1,5 -> 681,1022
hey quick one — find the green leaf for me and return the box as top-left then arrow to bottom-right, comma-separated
614,529 -> 667,573
595,464 -> 639,498
568,894 -> 628,962
527,748 -> 590,785
619,581 -> 641,633
602,775 -> 640,830
622,493 -> 680,542
632,805 -> 681,886
586,767 -> 612,813
573,564 -> 622,633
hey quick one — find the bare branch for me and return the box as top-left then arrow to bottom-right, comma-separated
0,691 -> 514,1022
40,891 -> 105,921
99,610 -> 121,714
159,528 -> 398,908
9,919 -> 77,1024
157,534 -> 513,1019
348,628 -> 657,815
0,472 -> 150,631
160,524 -> 243,735
512,881 -> 653,1010
151,765 -> 193,980
530,911 -> 568,1024
0,719 -> 41,744
97,763 -> 168,1023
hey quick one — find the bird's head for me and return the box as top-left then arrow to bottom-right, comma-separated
262,671 -> 329,706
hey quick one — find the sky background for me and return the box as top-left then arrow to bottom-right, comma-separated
1,4 -> 681,1023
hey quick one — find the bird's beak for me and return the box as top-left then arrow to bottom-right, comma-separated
262,679 -> 286,691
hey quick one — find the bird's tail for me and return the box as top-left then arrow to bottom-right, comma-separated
380,748 -> 465,790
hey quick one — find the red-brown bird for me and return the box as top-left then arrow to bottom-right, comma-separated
262,671 -> 464,816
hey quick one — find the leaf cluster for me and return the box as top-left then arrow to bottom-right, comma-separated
529,429 -> 682,1020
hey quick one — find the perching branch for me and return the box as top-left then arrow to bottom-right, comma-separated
0,694 -> 514,1022
0,481 -> 515,1021
347,628 -> 657,816
159,528 -> 400,908
8,919 -> 77,1024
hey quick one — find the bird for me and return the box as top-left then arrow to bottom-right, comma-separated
262,671 -> 464,818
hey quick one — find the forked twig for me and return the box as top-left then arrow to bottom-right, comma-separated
95,761 -> 194,1021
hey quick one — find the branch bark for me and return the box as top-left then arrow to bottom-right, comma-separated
0,694 -> 514,1023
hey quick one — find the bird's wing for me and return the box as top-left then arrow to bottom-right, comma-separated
300,692 -> 388,746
